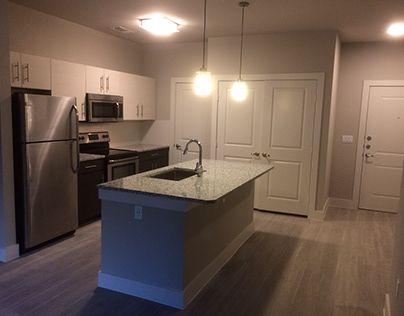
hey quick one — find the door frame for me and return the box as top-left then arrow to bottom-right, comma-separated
353,80 -> 404,210
212,73 -> 325,214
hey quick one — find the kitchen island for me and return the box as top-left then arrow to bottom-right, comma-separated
98,159 -> 273,309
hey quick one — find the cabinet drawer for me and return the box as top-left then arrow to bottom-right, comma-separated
79,159 -> 105,173
138,148 -> 169,161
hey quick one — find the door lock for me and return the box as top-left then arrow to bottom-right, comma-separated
366,136 -> 372,141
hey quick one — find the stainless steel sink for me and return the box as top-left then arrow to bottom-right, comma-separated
148,168 -> 197,181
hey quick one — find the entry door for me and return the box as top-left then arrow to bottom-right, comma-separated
173,82 -> 211,163
359,86 -> 404,213
255,80 -> 317,216
216,81 -> 265,163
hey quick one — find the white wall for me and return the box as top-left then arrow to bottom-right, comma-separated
330,42 -> 404,200
0,0 -> 18,262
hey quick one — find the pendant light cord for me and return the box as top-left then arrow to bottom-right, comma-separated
238,2 -> 248,80
202,0 -> 207,70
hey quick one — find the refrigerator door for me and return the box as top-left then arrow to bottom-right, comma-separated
24,140 -> 78,248
23,94 -> 78,143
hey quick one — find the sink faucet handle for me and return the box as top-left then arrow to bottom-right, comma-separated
175,144 -> 182,150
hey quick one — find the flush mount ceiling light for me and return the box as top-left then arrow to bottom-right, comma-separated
387,23 -> 404,37
194,0 -> 212,96
231,1 -> 249,102
139,17 -> 179,36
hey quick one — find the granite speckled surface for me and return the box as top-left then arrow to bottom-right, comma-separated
99,159 -> 273,203
111,143 -> 169,153
80,153 -> 105,162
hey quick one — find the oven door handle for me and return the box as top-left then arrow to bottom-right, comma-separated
109,157 -> 139,164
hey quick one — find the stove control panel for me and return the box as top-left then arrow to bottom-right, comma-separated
79,131 -> 110,144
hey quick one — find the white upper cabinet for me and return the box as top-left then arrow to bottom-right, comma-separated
86,66 -> 120,95
10,52 -> 51,90
51,59 -> 87,121
120,72 -> 156,121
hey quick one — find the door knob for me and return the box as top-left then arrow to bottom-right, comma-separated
175,144 -> 182,150
251,152 -> 260,157
261,152 -> 271,158
364,153 -> 374,158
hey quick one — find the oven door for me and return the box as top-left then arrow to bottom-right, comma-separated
108,157 -> 139,181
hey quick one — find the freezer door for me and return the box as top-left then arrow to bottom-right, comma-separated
24,140 -> 78,248
23,94 -> 78,142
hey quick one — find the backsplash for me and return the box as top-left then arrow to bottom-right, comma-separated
79,121 -> 143,146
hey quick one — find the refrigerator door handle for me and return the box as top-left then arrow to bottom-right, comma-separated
70,105 -> 79,174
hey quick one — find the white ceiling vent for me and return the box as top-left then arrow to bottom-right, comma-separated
111,26 -> 132,33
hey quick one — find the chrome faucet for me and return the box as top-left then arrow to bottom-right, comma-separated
183,139 -> 203,176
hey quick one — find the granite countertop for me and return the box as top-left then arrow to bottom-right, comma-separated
80,153 -> 105,162
99,159 -> 273,203
110,143 -> 169,153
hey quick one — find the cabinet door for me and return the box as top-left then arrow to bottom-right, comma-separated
121,72 -> 140,120
104,69 -> 120,95
139,76 -> 156,120
86,65 -> 104,94
51,59 -> 86,121
20,53 -> 51,90
10,51 -> 21,87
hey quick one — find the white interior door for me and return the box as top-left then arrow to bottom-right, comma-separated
255,80 -> 317,216
173,82 -> 211,163
359,86 -> 404,213
216,81 -> 265,163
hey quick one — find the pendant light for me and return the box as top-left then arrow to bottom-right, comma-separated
194,0 -> 212,96
231,1 -> 249,102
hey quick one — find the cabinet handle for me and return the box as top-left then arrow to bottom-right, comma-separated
106,76 -> 110,93
12,62 -> 20,83
81,102 -> 86,120
136,104 -> 139,117
22,64 -> 29,83
84,164 -> 98,169
141,104 -> 143,117
100,76 -> 104,93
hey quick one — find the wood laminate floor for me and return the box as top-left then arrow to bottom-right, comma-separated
0,208 -> 395,316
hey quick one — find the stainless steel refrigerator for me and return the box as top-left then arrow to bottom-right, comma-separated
12,93 -> 79,251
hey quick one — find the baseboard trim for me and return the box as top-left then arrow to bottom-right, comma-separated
0,243 -> 19,262
309,198 -> 329,221
183,222 -> 254,307
328,198 -> 355,210
98,222 -> 255,309
383,293 -> 391,316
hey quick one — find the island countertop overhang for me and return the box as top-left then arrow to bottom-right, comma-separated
98,159 -> 273,203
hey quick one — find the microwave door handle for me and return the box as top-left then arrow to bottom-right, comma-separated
116,102 -> 120,118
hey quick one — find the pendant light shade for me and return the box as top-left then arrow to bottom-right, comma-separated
194,0 -> 212,96
231,1 -> 249,102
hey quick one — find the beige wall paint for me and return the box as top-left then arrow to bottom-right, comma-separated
324,37 -> 341,206
9,2 -> 144,74
330,42 -> 404,200
391,165 -> 404,316
0,0 -> 17,258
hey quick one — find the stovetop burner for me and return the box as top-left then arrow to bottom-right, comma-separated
79,131 -> 138,161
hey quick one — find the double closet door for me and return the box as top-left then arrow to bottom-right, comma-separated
216,80 -> 318,216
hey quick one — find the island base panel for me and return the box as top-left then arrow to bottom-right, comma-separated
98,181 -> 255,309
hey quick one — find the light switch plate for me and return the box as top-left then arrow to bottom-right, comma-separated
134,205 -> 143,220
342,135 -> 354,144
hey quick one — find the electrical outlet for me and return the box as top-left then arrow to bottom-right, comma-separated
342,135 -> 354,144
134,206 -> 143,220
396,278 -> 400,298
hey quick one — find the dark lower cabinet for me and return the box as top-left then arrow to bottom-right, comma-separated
138,148 -> 169,173
78,159 -> 105,226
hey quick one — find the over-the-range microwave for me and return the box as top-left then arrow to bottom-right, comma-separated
86,93 -> 123,122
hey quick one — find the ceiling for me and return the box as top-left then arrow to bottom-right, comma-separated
10,0 -> 404,44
